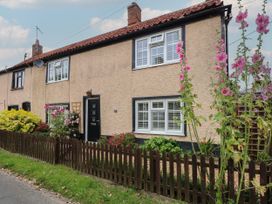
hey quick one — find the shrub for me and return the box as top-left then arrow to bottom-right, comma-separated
198,137 -> 216,156
33,122 -> 50,137
97,135 -> 108,145
141,137 -> 183,155
0,110 -> 41,133
35,122 -> 50,132
108,133 -> 137,148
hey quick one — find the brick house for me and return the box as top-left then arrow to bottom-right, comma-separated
0,0 -> 231,146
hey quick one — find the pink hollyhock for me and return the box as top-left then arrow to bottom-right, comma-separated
252,53 -> 263,64
232,57 -> 246,71
176,42 -> 182,51
236,10 -> 248,23
184,65 -> 191,71
215,65 -> 224,71
256,14 -> 270,26
221,87 -> 232,96
179,53 -> 185,61
260,65 -> 271,75
256,14 -> 270,34
180,73 -> 185,81
216,52 -> 228,63
249,67 -> 255,74
257,24 -> 269,34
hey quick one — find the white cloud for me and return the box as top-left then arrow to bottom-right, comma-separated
90,8 -> 171,33
0,0 -> 124,8
0,48 -> 26,61
0,0 -> 37,8
0,16 -> 29,46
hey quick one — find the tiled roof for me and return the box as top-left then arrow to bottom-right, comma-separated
11,0 -> 223,69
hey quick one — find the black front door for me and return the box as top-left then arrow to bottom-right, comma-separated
86,98 -> 100,142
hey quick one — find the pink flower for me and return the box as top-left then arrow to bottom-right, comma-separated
256,14 -> 270,34
252,53 -> 263,64
215,65 -> 223,71
180,73 -> 184,81
257,24 -> 269,34
179,53 -> 185,61
44,104 -> 49,110
261,65 -> 271,75
221,87 -> 232,96
216,52 -> 228,63
232,57 -> 246,71
176,42 -> 183,55
184,65 -> 191,71
256,14 -> 270,26
236,10 -> 248,23
249,67 -> 255,74
176,44 -> 181,54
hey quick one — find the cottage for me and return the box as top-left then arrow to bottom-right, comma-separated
0,0 -> 231,147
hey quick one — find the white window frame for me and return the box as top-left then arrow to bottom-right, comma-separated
135,28 -> 181,69
135,98 -> 184,136
47,57 -> 69,83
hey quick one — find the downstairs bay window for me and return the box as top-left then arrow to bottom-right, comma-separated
135,98 -> 184,136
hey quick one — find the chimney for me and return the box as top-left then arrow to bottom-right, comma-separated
127,2 -> 141,26
32,39 -> 43,57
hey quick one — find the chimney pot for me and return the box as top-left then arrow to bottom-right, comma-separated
127,2 -> 141,26
32,39 -> 43,57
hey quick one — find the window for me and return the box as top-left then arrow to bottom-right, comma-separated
135,98 -> 184,135
166,31 -> 179,61
22,102 -> 31,111
136,39 -> 148,67
135,29 -> 181,68
47,58 -> 69,83
8,105 -> 19,110
45,103 -> 69,124
12,70 -> 24,89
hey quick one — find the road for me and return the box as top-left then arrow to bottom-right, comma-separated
0,170 -> 71,204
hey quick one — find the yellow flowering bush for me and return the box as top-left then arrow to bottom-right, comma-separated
0,110 -> 41,133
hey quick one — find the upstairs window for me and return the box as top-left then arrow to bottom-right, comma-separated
135,29 -> 181,69
12,70 -> 24,89
47,57 -> 69,83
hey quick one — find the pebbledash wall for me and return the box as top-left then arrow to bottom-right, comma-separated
0,1 -> 231,144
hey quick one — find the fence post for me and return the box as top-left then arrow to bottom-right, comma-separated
54,138 -> 60,164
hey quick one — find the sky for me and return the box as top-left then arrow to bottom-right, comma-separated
0,0 -> 271,70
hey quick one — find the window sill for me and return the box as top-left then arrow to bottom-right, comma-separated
134,130 -> 185,137
46,79 -> 69,85
10,88 -> 24,91
133,60 -> 179,71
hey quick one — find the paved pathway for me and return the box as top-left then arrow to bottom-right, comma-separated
0,170 -> 71,204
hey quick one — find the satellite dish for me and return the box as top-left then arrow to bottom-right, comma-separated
33,60 -> 44,68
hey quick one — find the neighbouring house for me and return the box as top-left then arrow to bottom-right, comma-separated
0,0 -> 232,147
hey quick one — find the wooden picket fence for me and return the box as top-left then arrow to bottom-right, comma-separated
0,130 -> 272,204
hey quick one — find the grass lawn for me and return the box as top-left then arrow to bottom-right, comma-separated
0,149 -> 185,204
